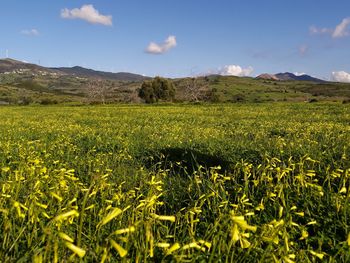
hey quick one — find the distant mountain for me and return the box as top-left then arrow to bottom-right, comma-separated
257,72 -> 324,83
52,66 -> 148,82
275,72 -> 325,82
256,73 -> 279,81
0,58 -> 58,74
0,58 -> 148,81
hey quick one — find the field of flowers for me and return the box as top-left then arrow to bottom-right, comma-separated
0,103 -> 350,262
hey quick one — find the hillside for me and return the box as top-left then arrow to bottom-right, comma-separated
257,72 -> 325,82
174,75 -> 350,103
0,59 -> 147,104
1,59 -> 350,105
51,66 -> 148,82
0,58 -> 59,74
275,72 -> 325,82
0,59 -> 148,81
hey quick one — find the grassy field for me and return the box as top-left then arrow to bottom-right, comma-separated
0,103 -> 350,262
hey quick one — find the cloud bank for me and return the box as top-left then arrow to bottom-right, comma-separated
219,65 -> 254,77
145,36 -> 177,54
310,17 -> 350,38
21,29 -> 39,36
332,71 -> 350,83
61,5 -> 112,26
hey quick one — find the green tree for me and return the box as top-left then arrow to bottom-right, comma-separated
138,80 -> 155,103
138,77 -> 175,103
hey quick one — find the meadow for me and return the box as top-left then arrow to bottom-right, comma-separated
0,103 -> 350,262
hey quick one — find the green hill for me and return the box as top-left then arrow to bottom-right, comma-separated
174,75 -> 350,103
1,59 -> 350,105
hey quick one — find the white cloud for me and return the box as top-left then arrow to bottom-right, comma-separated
219,65 -> 254,77
21,29 -> 39,36
61,5 -> 112,26
332,71 -> 350,83
310,17 -> 350,38
145,35 -> 177,54
294,72 -> 306,76
309,26 -> 332,35
333,17 -> 350,38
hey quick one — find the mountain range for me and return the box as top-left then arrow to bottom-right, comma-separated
0,58 -> 147,82
257,72 -> 325,82
1,58 -> 328,83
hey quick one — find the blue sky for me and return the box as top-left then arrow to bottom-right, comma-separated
1,1 -> 350,81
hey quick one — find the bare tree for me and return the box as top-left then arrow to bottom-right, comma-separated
86,79 -> 109,104
184,78 -> 207,102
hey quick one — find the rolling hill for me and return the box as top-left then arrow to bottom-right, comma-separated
51,66 -> 147,82
275,72 -> 325,82
0,58 -> 148,81
0,58 -> 59,74
1,58 -> 350,105
257,72 -> 325,82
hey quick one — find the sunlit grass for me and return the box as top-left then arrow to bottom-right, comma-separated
0,103 -> 349,262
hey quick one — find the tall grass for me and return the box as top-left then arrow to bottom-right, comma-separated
0,103 -> 349,262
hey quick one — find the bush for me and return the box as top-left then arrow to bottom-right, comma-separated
138,77 -> 175,103
308,98 -> 318,103
18,96 -> 33,105
205,88 -> 221,102
230,94 -> 245,103
40,98 -> 58,105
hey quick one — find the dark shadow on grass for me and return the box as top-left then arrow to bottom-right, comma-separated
145,147 -> 233,175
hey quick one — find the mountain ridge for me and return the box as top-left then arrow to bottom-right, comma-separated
257,72 -> 325,82
0,58 -> 328,83
0,58 -> 148,82
51,66 -> 148,81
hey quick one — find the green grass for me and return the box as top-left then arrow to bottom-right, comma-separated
0,103 -> 350,262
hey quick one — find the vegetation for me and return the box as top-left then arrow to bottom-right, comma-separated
138,77 -> 175,103
2,70 -> 350,105
0,103 -> 349,262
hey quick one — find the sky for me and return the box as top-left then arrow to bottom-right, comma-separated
1,0 -> 350,81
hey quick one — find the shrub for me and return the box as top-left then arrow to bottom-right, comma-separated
138,77 -> 175,103
40,98 -> 58,105
308,98 -> 318,103
18,96 -> 33,105
231,94 -> 245,103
